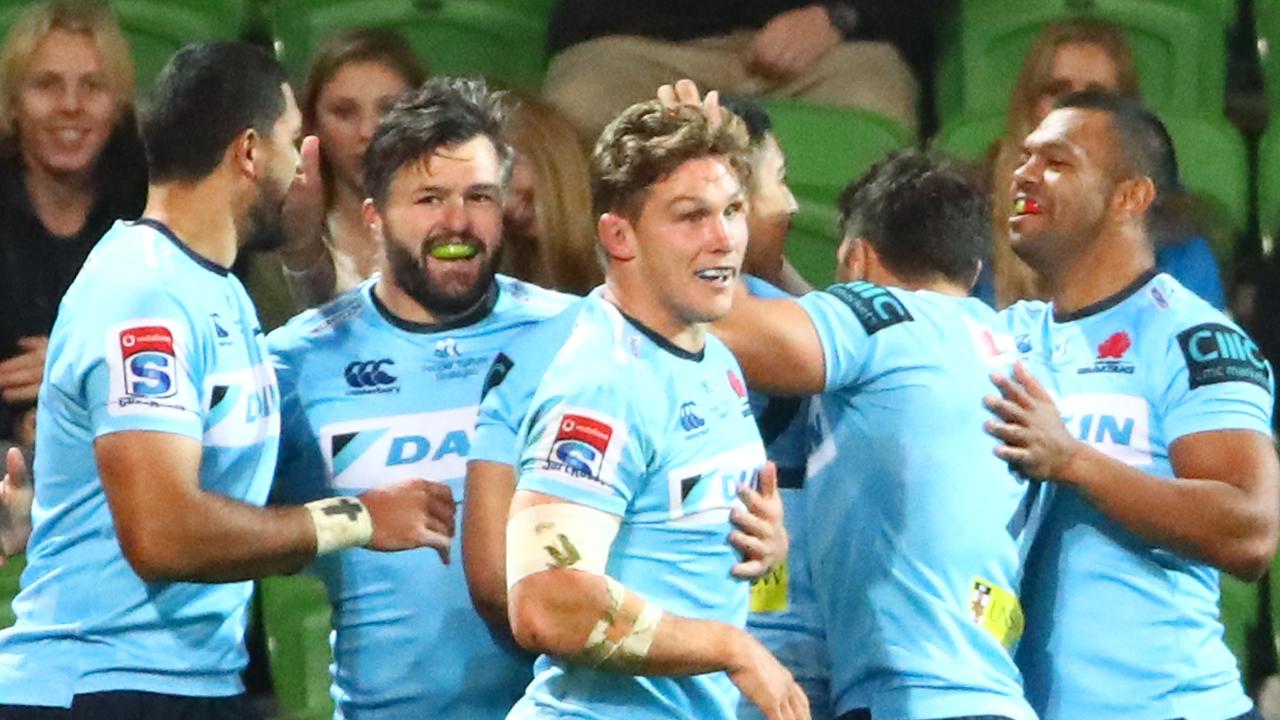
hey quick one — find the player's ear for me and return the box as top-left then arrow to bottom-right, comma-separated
597,212 -> 637,262
231,127 -> 260,180
1112,175 -> 1155,219
362,198 -> 384,239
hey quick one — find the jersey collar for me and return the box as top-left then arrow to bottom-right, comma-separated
614,305 -> 706,362
1052,268 -> 1157,323
132,218 -> 229,276
368,278 -> 499,334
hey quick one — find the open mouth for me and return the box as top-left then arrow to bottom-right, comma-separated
428,241 -> 481,261
1012,195 -> 1042,217
695,267 -> 736,286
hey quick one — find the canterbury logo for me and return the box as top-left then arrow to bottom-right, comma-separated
344,359 -> 397,388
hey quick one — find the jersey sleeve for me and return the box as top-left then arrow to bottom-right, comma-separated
796,283 -> 902,391
267,329 -> 327,504
1158,319 -> 1275,440
471,349 -> 535,467
515,372 -> 647,517
83,284 -> 206,440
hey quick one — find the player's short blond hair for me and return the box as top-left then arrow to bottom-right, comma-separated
590,100 -> 752,220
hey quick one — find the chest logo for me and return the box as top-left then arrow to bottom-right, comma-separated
344,359 -> 398,394
1078,331 -> 1135,375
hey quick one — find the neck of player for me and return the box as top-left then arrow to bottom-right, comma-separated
1046,226 -> 1156,316
603,280 -> 708,355
140,180 -> 240,269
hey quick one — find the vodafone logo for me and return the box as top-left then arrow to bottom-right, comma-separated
560,415 -> 610,444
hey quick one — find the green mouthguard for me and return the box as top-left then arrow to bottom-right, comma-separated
429,243 -> 478,260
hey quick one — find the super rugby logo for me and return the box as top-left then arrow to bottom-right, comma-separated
120,325 -> 177,398
545,413 -> 613,480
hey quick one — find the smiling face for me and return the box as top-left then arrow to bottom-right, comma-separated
1009,107 -> 1119,272
372,135 -> 505,316
312,60 -> 410,193
618,155 -> 748,331
15,27 -> 118,179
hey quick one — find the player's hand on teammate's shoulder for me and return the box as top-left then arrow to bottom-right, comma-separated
0,446 -> 32,564
726,628 -> 811,720
983,362 -> 1083,481
359,478 -> 456,561
730,462 -> 788,579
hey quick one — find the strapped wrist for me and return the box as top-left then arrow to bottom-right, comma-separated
305,496 -> 373,555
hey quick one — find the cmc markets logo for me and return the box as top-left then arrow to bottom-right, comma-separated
344,359 -> 398,394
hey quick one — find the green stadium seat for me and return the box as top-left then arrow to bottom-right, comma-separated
0,555 -> 24,631
761,99 -> 912,287
271,0 -> 548,91
260,574 -> 334,720
1257,126 -> 1280,244
935,113 -> 1249,245
0,1 -> 249,99
935,0 -> 1231,124
1220,573 -> 1262,685
787,198 -> 841,288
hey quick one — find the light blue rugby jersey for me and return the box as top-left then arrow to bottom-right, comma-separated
740,275 -> 829,720
507,294 -> 766,720
1004,271 -> 1273,720
798,282 -> 1039,720
0,219 -> 280,706
470,292 -> 596,468
268,275 -> 573,720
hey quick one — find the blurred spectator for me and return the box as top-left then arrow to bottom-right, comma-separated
544,0 -> 938,144
981,19 -> 1227,309
0,0 -> 146,443
501,93 -> 601,294
279,27 -> 426,307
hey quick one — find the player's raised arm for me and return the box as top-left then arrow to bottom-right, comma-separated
506,489 -> 808,720
712,285 -> 825,396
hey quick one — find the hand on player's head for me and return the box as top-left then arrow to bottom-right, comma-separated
656,79 -> 722,129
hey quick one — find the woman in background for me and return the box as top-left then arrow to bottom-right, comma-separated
0,0 -> 146,444
500,93 -> 601,295
278,26 -> 426,307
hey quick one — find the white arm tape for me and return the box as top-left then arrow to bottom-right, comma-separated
506,502 -> 619,588
582,576 -> 663,666
306,496 -> 374,555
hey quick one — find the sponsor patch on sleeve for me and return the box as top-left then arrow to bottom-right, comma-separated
106,319 -> 191,416
824,281 -> 914,335
542,411 -> 615,483
480,352 -> 514,400
1176,323 -> 1272,392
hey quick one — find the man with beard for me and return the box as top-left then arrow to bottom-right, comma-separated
985,90 -> 1279,719
266,77 -> 577,720
0,43 -> 451,720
